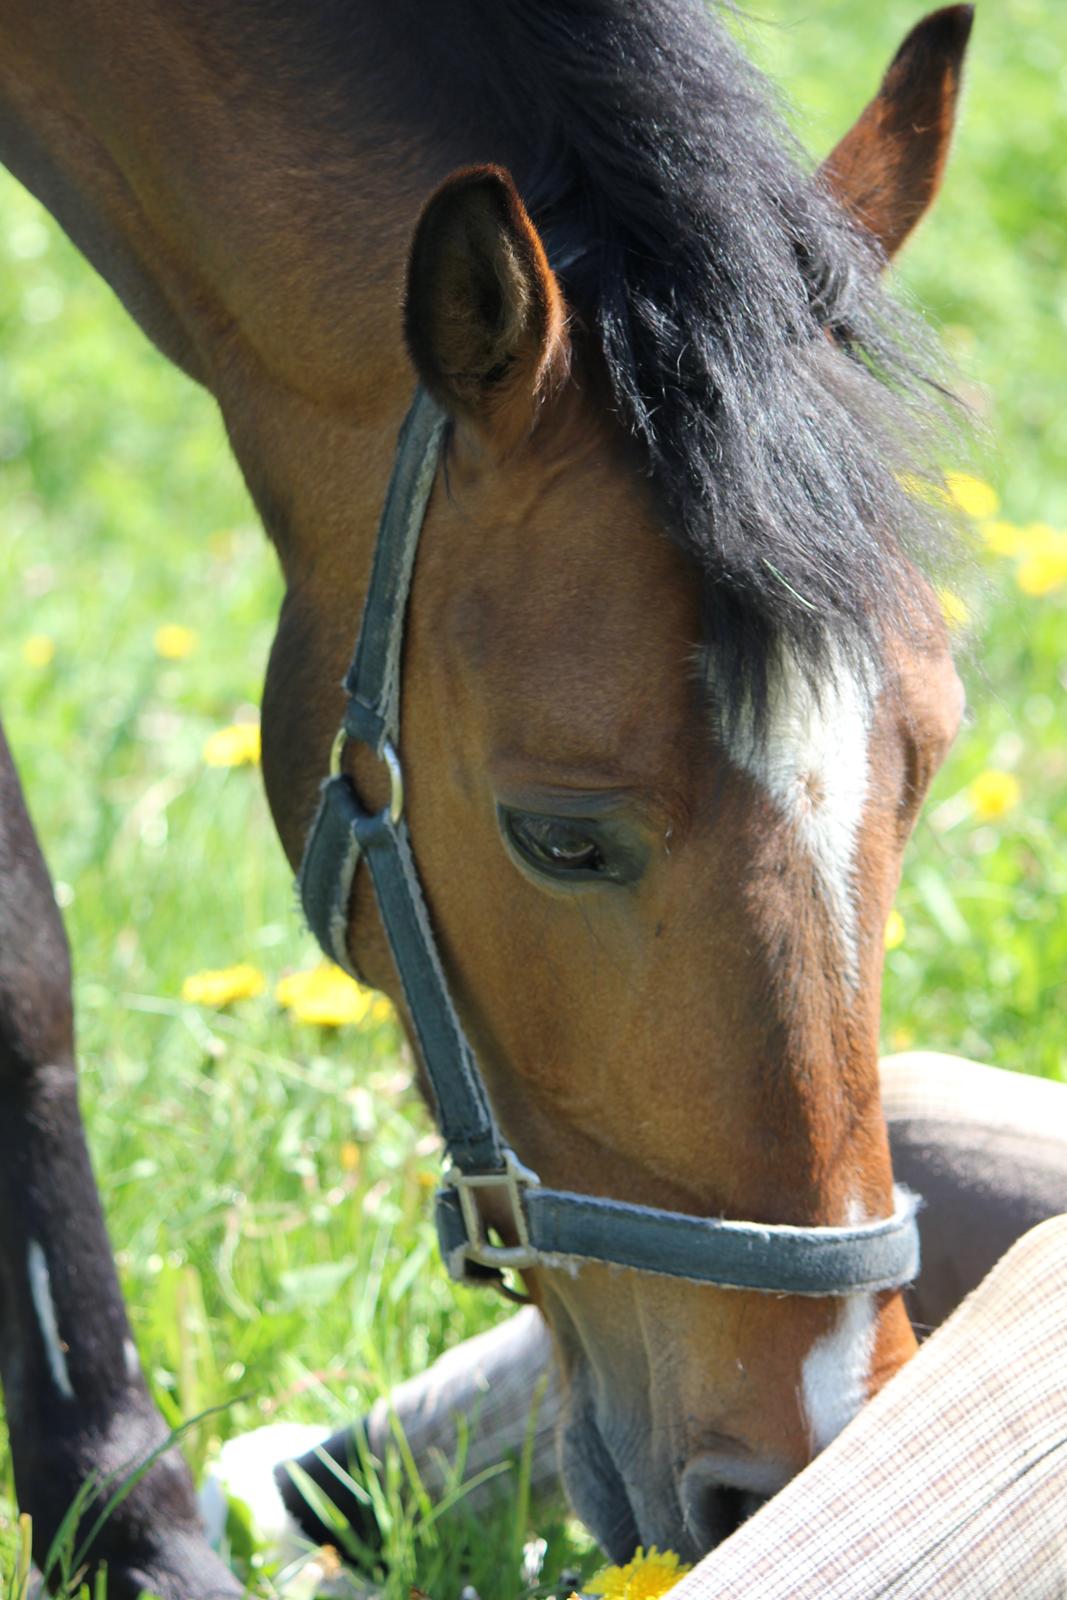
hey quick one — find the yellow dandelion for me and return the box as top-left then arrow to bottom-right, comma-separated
977,522 -> 1067,593
585,1547 -> 692,1600
276,962 -> 392,1028
339,1141 -> 361,1173
884,909 -> 906,951
896,471 -> 941,506
1016,545 -> 1067,598
936,587 -> 969,629
181,963 -> 266,1006
22,634 -> 55,668
154,622 -> 199,660
203,721 -> 261,767
968,769 -> 1021,822
981,520 -> 1037,559
944,472 -> 999,521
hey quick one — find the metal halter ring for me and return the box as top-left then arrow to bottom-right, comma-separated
329,728 -> 405,826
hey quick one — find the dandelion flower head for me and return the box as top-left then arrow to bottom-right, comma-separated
276,962 -> 393,1028
154,623 -> 199,660
573,1546 -> 692,1600
181,963 -> 266,1007
944,472 -> 1000,521
936,587 -> 969,630
203,721 -> 261,767
969,769 -> 1021,822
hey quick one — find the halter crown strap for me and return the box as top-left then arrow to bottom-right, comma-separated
297,387 -> 922,1299
343,388 -> 447,754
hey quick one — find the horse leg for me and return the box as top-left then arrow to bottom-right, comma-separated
199,1305 -> 561,1561
0,716 -> 239,1598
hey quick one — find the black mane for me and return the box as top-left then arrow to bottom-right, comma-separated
433,2 -> 955,715
257,0 -> 959,716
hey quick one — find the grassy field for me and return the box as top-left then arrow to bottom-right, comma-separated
1,1 -> 1064,1594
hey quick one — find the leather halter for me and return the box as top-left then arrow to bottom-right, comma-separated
298,387 -> 921,1299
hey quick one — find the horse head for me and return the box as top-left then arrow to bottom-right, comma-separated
284,10 -> 970,1559
0,0 -> 972,1567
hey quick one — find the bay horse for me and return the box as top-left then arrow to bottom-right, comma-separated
0,2 -> 973,1593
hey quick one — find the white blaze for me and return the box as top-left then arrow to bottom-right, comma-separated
801,1196 -> 881,1450
27,1239 -> 75,1400
721,649 -> 883,1444
720,641 -> 874,983
800,1289 -> 877,1451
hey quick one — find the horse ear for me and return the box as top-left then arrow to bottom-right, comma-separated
820,5 -> 974,261
404,165 -> 569,448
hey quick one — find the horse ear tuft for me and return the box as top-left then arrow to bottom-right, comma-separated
820,5 -> 974,261
404,166 -> 569,449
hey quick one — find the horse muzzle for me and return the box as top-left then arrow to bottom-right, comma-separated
559,1368 -> 788,1563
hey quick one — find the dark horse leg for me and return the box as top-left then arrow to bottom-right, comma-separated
0,717 -> 238,1597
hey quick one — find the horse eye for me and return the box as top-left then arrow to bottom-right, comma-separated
503,811 -> 607,877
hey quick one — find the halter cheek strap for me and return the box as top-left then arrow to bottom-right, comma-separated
298,387 -> 921,1299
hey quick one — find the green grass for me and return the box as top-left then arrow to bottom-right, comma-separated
1,2 -> 1064,1594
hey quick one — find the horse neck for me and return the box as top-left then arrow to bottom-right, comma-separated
0,4 -> 483,562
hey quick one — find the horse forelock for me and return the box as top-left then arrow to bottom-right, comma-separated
501,0 -> 960,733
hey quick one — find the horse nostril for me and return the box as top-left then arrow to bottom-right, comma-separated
680,1455 -> 780,1552
716,1485 -> 749,1540
680,1472 -> 745,1550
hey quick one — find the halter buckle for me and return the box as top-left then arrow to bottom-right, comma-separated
329,729 -> 404,826
444,1149 -> 541,1272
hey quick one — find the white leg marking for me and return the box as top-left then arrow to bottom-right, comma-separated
720,642 -> 875,984
801,1290 -> 876,1453
200,1422 -> 330,1553
27,1239 -> 75,1400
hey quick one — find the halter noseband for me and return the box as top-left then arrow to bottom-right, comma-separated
297,388 -> 920,1299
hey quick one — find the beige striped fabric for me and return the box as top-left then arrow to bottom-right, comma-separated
880,1051 -> 1067,1130
667,1212 -> 1067,1597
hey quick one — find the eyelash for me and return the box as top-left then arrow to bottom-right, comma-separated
502,811 -> 608,880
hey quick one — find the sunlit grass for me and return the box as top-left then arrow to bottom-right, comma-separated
1,2 -> 1064,1592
